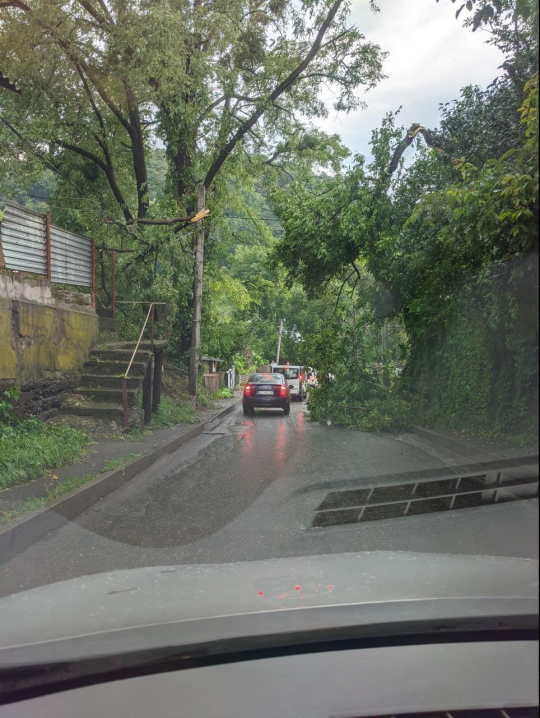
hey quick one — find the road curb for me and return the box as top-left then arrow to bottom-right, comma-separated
410,424 -> 508,461
0,398 -> 241,565
410,424 -> 539,465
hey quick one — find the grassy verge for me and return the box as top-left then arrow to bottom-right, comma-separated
0,452 -> 141,525
0,419 -> 92,492
151,395 -> 197,428
102,453 -> 141,472
111,427 -> 152,442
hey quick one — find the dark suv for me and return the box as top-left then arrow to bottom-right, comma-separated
243,373 -> 291,415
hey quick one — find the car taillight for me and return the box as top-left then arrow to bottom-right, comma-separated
244,384 -> 251,396
279,384 -> 287,397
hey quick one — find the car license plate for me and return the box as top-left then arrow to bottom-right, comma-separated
258,390 -> 273,395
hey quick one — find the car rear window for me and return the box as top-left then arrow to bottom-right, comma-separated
275,367 -> 300,379
248,373 -> 283,383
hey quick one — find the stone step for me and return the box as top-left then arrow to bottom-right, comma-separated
120,340 -> 168,351
61,403 -> 124,419
96,307 -> 114,318
80,374 -> 141,389
77,387 -> 138,405
90,349 -> 151,363
98,316 -> 118,333
83,360 -> 147,376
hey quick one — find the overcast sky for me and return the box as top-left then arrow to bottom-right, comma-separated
315,0 -> 505,161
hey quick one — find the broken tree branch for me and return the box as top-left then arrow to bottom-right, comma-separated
389,123 -> 446,175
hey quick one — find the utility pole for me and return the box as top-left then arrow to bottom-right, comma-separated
275,318 -> 284,365
189,183 -> 206,396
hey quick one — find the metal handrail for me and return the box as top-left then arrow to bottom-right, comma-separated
124,303 -> 154,380
121,301 -> 167,427
116,301 -> 167,343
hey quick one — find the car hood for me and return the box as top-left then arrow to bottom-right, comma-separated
0,551 -> 538,652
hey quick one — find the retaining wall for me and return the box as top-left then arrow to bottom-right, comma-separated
0,273 -> 99,386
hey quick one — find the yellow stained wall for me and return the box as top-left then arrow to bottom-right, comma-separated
0,298 -> 99,382
0,299 -> 17,379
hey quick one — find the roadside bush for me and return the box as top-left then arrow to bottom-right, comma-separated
0,387 -> 19,425
195,384 -> 217,409
214,387 -> 233,399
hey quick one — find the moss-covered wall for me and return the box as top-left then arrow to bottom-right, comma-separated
0,300 -> 17,380
0,295 -> 99,383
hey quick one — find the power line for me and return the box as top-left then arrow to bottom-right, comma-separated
1,115 -> 284,227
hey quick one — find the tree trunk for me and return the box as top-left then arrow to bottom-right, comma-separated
188,184 -> 206,396
381,317 -> 389,353
351,304 -> 359,363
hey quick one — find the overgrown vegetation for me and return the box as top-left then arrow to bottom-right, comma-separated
194,388 -> 218,410
214,387 -> 234,399
151,396 -> 198,428
0,391 -> 92,491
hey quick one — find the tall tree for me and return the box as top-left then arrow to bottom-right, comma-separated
0,0 -> 386,390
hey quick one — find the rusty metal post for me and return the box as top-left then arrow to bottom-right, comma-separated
45,213 -> 52,280
152,349 -> 163,414
122,377 -> 129,428
143,358 -> 153,425
111,250 -> 116,317
91,239 -> 96,308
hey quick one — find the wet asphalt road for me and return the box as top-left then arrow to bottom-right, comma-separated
1,402 -> 538,596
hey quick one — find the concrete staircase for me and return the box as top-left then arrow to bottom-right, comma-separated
95,305 -> 118,333
61,347 -> 152,422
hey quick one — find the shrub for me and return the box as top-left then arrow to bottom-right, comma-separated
214,387 -> 233,399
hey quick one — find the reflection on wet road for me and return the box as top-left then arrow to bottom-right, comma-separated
1,402 -> 538,596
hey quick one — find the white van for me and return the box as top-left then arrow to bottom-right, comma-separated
272,365 -> 307,400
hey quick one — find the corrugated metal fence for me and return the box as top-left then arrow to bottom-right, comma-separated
50,225 -> 93,287
0,200 -> 94,293
0,201 -> 47,275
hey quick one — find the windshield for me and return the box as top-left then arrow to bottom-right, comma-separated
0,0 -> 538,664
248,373 -> 284,384
275,368 -> 300,379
